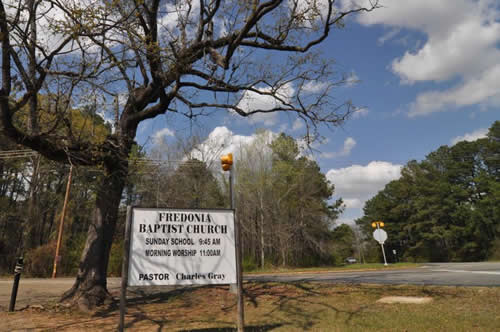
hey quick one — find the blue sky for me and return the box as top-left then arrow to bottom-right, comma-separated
137,0 -> 500,225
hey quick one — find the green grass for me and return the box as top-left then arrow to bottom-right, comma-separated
245,262 -> 420,274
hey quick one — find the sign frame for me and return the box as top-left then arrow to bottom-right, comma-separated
119,205 -> 237,331
128,206 -> 236,286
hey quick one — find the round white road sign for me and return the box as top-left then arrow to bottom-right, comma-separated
373,229 -> 388,244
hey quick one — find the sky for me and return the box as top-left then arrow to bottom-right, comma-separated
137,0 -> 500,226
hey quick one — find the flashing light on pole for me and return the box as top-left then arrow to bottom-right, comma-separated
371,220 -> 388,267
221,153 -> 233,171
220,152 -> 244,331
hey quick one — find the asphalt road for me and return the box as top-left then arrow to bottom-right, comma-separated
247,262 -> 500,287
0,262 -> 499,309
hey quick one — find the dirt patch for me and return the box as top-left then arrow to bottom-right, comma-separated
377,296 -> 433,304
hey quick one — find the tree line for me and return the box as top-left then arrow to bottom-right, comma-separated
0,129 -> 350,276
356,121 -> 500,263
0,104 -> 114,276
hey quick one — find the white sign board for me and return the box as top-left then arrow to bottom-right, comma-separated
128,208 -> 236,286
373,229 -> 388,244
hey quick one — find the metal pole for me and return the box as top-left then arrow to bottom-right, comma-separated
52,165 -> 73,278
8,273 -> 21,311
380,243 -> 388,266
231,168 -> 245,332
9,257 -> 24,312
119,206 -> 133,332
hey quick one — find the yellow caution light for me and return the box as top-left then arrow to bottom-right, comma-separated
221,153 -> 233,171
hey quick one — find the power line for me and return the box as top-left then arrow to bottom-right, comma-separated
0,149 -> 208,165
0,150 -> 38,159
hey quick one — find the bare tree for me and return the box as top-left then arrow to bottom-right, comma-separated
0,0 -> 378,308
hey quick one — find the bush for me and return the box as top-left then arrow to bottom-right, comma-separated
60,233 -> 86,275
25,243 -> 56,277
242,255 -> 257,272
330,252 -> 344,266
488,238 -> 500,261
24,233 -> 88,277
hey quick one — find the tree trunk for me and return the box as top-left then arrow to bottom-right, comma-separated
61,156 -> 128,310
26,155 -> 41,249
8,170 -> 19,206
260,208 -> 265,269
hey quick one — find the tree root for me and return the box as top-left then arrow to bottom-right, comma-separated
60,283 -> 114,312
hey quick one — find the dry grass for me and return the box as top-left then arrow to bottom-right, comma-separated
246,262 -> 420,275
1,282 -> 499,331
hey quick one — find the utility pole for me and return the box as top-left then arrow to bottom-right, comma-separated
221,153 -> 244,332
52,165 -> 73,278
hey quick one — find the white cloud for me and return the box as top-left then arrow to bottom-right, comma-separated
343,198 -> 364,209
189,126 -> 276,168
451,128 -> 488,145
159,1 -> 201,38
4,1 -> 68,55
248,112 -> 280,127
326,161 -> 402,209
336,217 -> 359,226
322,137 -> 357,159
351,107 -> 369,119
117,93 -> 129,107
346,72 -> 360,87
302,81 -> 329,93
288,0 -> 330,27
153,127 -> 175,145
348,0 -> 500,116
236,83 -> 295,127
408,64 -> 500,116
340,137 -> 357,156
377,28 -> 401,45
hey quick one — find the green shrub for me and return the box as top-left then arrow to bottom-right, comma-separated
330,252 -> 344,266
25,243 -> 56,277
242,255 -> 257,272
488,238 -> 500,261
61,233 -> 86,275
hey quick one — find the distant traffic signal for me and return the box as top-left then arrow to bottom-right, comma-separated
371,221 -> 385,228
221,153 -> 233,171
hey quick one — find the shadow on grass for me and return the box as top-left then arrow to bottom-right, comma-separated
244,281 -> 376,330
177,323 -> 284,332
26,281 -> 489,332
95,282 -> 320,330
92,284 -> 212,318
63,281 -> 455,331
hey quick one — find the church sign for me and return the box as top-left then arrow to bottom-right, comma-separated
128,208 -> 236,286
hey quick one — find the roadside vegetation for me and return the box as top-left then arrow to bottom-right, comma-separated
357,121 -> 500,263
1,121 -> 499,279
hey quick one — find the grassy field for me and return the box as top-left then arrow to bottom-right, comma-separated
0,263 -> 420,279
2,281 -> 499,331
245,262 -> 420,274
